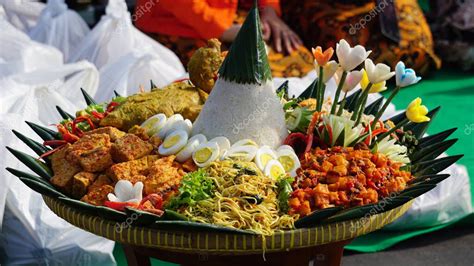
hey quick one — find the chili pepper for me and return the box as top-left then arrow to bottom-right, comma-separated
325,124 -> 333,145
367,180 -> 378,190
43,140 -> 67,147
305,112 -> 321,154
284,132 -> 308,158
104,201 -> 139,211
364,128 -> 389,145
91,111 -> 105,120
106,102 -> 119,113
39,145 -> 65,159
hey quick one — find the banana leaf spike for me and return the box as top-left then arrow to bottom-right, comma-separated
363,96 -> 384,116
150,80 -> 157,90
299,78 -> 317,99
276,80 -> 289,95
6,167 -> 53,187
418,128 -> 457,148
80,88 -> 97,105
55,106 -> 75,120
11,129 -> 51,157
114,90 -> 121,97
386,110 -> 406,124
25,121 -> 61,141
6,146 -> 53,180
412,154 -> 463,176
410,173 -> 450,186
345,90 -> 363,112
405,106 -> 441,138
410,139 -> 458,163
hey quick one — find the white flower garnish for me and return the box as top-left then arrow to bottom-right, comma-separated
375,138 -> 410,165
107,180 -> 143,203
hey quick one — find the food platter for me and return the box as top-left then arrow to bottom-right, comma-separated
5,3 -> 462,266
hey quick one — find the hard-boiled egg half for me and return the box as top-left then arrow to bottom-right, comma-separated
176,134 -> 207,163
192,141 -> 220,167
254,146 -> 277,171
264,160 -> 286,180
231,139 -> 258,149
276,148 -> 300,177
141,113 -> 167,136
158,114 -> 184,139
209,136 -> 230,156
172,119 -> 193,135
223,145 -> 258,161
158,129 -> 188,156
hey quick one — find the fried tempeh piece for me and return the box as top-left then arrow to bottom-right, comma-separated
88,174 -> 113,193
81,185 -> 114,206
67,133 -> 114,172
83,127 -> 126,142
111,134 -> 153,162
107,155 -> 160,182
50,144 -> 81,194
71,172 -> 97,199
143,156 -> 186,195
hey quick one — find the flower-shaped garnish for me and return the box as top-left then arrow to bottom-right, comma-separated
107,180 -> 143,203
312,46 -> 334,66
336,39 -> 371,71
364,59 -> 395,84
360,69 -> 387,93
318,60 -> 339,83
406,97 -> 430,123
342,70 -> 364,92
395,61 -> 421,87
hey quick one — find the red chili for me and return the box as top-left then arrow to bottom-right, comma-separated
104,201 -> 139,211
91,111 -> 105,120
173,78 -> 190,83
364,128 -> 389,145
367,181 -> 378,190
305,112 -> 321,154
106,102 -> 119,113
39,145 -> 65,159
43,140 -> 67,147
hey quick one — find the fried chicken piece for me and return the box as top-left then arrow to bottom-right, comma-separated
188,38 -> 224,93
72,172 -> 97,199
81,185 -> 114,206
107,155 -> 160,182
84,127 -> 126,142
50,144 -> 81,194
88,174 -> 113,193
67,133 -> 113,172
143,156 -> 186,195
111,134 -> 153,162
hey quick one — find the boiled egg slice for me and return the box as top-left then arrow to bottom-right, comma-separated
264,159 -> 286,180
223,145 -> 258,161
171,119 -> 193,135
158,114 -> 183,139
277,145 -> 295,153
254,146 -> 277,171
141,113 -> 167,136
176,134 -> 206,163
209,136 -> 231,156
277,149 -> 300,177
192,141 -> 220,167
231,139 -> 258,149
158,129 -> 188,156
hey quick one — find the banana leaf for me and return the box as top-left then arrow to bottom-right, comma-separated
398,184 -> 436,198
363,96 -> 384,116
114,90 -> 121,97
124,207 -> 164,226
58,197 -> 99,214
299,78 -> 317,99
162,209 -> 190,221
410,139 -> 458,163
152,220 -> 256,234
385,111 -> 405,124
294,207 -> 343,228
26,121 -> 61,141
56,106 -> 75,120
96,206 -> 128,222
150,80 -> 157,90
6,167 -> 55,188
418,128 -> 456,148
11,130 -> 51,158
405,106 -> 440,138
410,174 -> 450,186
18,177 -> 65,198
80,88 -> 97,105
412,155 -> 463,176
6,147 -> 52,180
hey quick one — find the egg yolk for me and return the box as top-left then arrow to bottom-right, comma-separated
195,147 -> 212,163
270,165 -> 284,179
260,154 -> 274,167
163,135 -> 180,148
143,117 -> 158,129
278,156 -> 294,172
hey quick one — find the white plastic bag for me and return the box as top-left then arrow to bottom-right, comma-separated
28,0 -> 90,62
69,0 -> 185,77
0,0 -> 45,32
0,18 -> 64,78
0,114 -> 116,265
96,50 -> 187,102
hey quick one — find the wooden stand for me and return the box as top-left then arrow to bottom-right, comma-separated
123,239 -> 352,266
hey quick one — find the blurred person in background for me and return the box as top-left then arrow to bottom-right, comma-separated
134,0 -> 315,78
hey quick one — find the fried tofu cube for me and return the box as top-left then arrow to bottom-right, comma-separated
67,134 -> 114,172
50,144 -> 81,194
81,185 -> 114,206
72,172 -> 97,199
107,155 -> 160,182
144,156 -> 185,195
111,134 -> 153,162
84,127 -> 126,142
88,174 -> 113,193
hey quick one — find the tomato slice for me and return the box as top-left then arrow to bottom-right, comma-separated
104,201 -> 138,211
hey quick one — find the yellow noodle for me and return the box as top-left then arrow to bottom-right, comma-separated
180,160 -> 298,236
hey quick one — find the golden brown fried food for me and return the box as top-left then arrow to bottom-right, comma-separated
88,174 -> 113,193
72,172 -> 97,199
128,125 -> 149,141
50,144 -> 81,194
111,134 -> 153,162
143,156 -> 186,196
67,134 -> 113,172
107,155 -> 160,182
84,127 -> 126,142
81,185 -> 114,206
147,135 -> 162,150
100,81 -> 207,131
187,38 -> 224,93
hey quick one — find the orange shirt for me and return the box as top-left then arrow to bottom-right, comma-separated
134,0 -> 281,39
